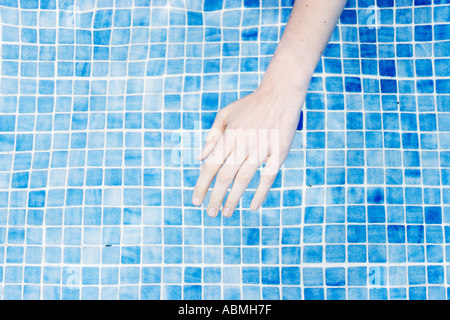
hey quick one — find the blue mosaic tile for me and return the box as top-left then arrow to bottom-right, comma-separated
0,0 -> 449,300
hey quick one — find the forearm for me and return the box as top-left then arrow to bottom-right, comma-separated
261,0 -> 347,94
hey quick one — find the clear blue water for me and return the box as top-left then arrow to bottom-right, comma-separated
0,0 -> 449,300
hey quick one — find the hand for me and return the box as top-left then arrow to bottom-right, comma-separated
191,83 -> 307,218
190,0 -> 347,218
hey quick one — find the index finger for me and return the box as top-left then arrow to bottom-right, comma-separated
192,132 -> 232,206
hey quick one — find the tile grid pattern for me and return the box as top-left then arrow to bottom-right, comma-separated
0,0 -> 449,300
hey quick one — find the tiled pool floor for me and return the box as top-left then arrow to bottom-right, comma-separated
0,0 -> 449,300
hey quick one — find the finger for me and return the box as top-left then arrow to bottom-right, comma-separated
206,152 -> 246,217
222,153 -> 261,217
250,155 -> 282,211
198,110 -> 228,161
192,132 -> 233,206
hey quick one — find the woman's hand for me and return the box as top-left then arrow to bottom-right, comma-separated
190,0 -> 347,217
192,83 -> 307,217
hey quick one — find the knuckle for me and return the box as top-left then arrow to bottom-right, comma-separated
193,180 -> 209,194
235,169 -> 253,185
216,109 -> 228,123
208,128 -> 222,140
216,170 -> 233,184
260,173 -> 277,184
202,164 -> 217,176
216,109 -> 225,118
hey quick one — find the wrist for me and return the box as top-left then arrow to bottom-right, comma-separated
260,43 -> 316,93
259,55 -> 312,98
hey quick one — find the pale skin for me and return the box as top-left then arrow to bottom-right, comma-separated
192,0 -> 348,217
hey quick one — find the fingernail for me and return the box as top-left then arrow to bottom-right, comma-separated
222,207 -> 231,217
207,207 -> 217,217
251,201 -> 260,211
192,196 -> 200,206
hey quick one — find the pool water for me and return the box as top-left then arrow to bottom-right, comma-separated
0,0 -> 449,300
